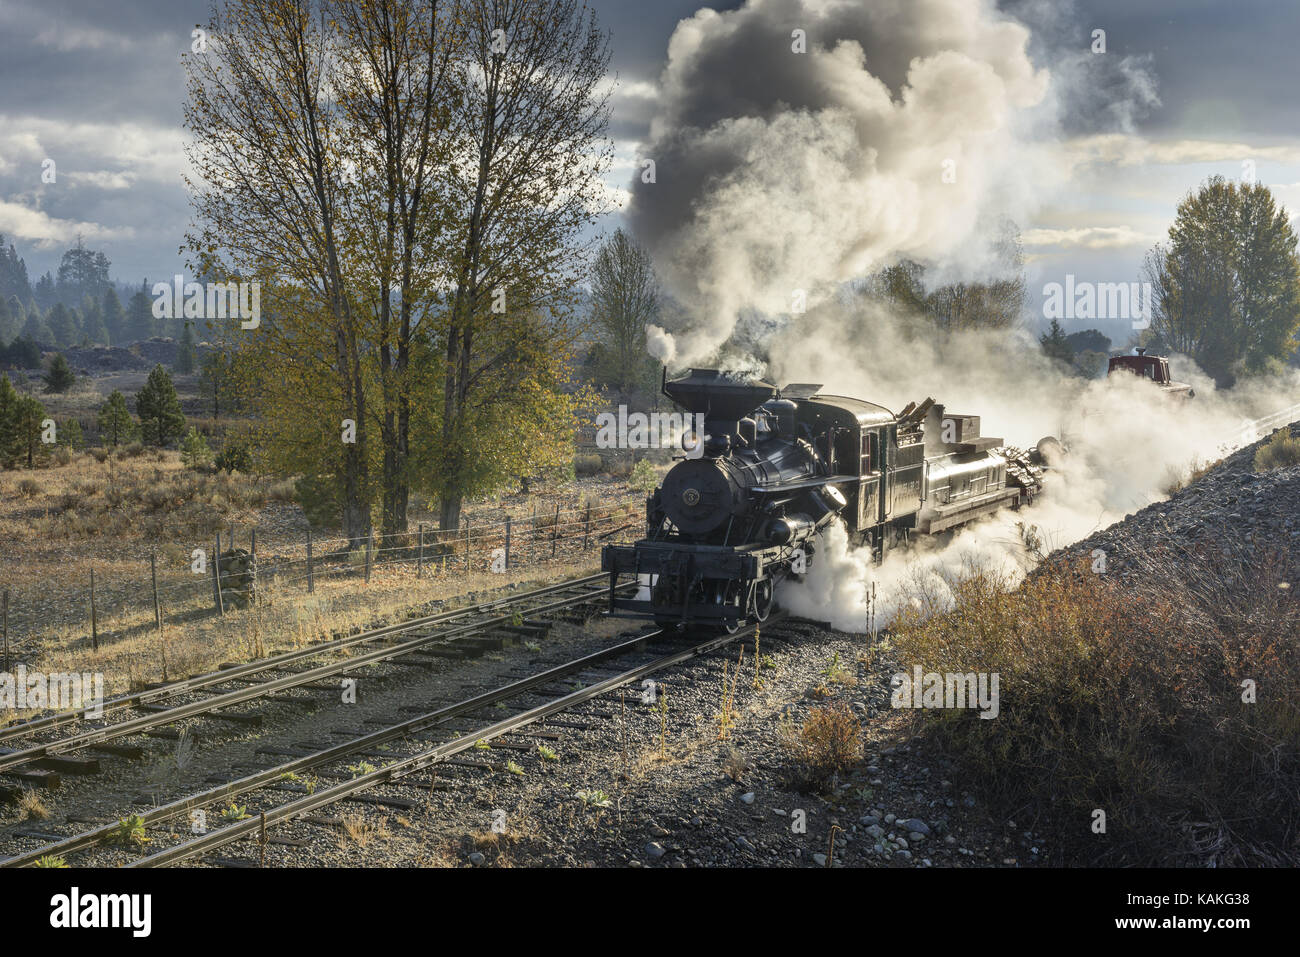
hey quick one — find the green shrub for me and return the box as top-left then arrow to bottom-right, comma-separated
180,427 -> 213,469
295,473 -> 342,528
574,452 -> 603,476
215,443 -> 253,473
1254,428 -> 1300,471
629,459 -> 658,493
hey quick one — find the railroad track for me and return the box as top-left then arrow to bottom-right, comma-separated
2,617 -> 776,867
0,573 -> 622,786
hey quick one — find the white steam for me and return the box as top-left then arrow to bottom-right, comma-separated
630,0 -> 1059,365
771,297 -> 1300,632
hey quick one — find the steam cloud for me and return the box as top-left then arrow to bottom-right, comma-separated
629,0 -> 1057,365
770,298 -> 1300,631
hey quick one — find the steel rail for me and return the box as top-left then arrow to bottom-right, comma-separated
129,619 -> 770,868
0,581 -> 618,774
1,628 -> 667,867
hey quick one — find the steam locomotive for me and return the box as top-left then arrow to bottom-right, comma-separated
602,368 -> 1054,630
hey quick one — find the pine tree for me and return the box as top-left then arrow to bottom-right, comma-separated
0,235 -> 33,303
125,283 -> 156,342
48,302 -> 80,345
180,426 -> 212,468
1039,319 -> 1074,365
96,390 -> 137,446
82,307 -> 108,346
0,296 -> 14,342
21,309 -> 52,344
197,350 -> 239,417
102,287 -> 125,344
12,394 -> 47,467
0,373 -> 20,468
136,364 -> 185,446
175,322 -> 196,373
43,353 -> 76,393
60,418 -> 85,449
6,335 -> 42,369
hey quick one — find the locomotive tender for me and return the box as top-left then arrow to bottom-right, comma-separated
602,368 -> 1050,630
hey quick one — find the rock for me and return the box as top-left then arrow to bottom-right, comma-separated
736,836 -> 756,853
865,824 -> 885,839
649,825 -> 671,837
468,852 -> 485,865
645,842 -> 666,859
860,814 -> 880,827
900,818 -> 931,836
909,832 -> 926,842
884,813 -> 896,824
740,792 -> 755,805
812,853 -> 828,866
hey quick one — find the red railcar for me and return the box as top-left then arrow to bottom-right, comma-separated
1106,348 -> 1194,398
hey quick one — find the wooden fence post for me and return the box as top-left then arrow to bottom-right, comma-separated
365,529 -> 373,583
306,528 -> 314,593
551,503 -> 561,557
582,501 -> 591,551
464,519 -> 471,575
504,516 -> 511,570
213,532 -> 225,615
250,529 -> 258,598
150,548 -> 162,633
417,523 -> 425,577
2,589 -> 9,674
89,568 -> 98,652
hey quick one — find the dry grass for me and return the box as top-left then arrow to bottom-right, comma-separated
0,447 -> 639,703
721,748 -> 749,781
15,558 -> 602,709
339,813 -> 389,849
890,547 -> 1300,866
1163,454 -> 1222,495
17,788 -> 49,821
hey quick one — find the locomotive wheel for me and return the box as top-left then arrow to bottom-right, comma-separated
750,580 -> 774,623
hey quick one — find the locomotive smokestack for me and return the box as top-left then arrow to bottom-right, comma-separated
662,368 -> 777,421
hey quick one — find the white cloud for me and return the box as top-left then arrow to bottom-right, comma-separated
0,200 -> 135,244
66,170 -> 137,190
1022,225 -> 1159,250
1066,134 -> 1300,168
0,114 -> 187,186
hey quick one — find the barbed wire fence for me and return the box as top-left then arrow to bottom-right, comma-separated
0,494 -> 646,666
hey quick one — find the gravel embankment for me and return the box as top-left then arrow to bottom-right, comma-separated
1051,423 -> 1300,579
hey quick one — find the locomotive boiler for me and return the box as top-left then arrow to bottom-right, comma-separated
601,368 -> 1052,630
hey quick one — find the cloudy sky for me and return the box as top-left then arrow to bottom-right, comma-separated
2,0 -> 1298,346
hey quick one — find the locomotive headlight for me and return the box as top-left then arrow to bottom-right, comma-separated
823,484 -> 846,509
682,488 -> 701,506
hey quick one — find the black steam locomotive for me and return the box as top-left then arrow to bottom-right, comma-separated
602,368 -> 1052,630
